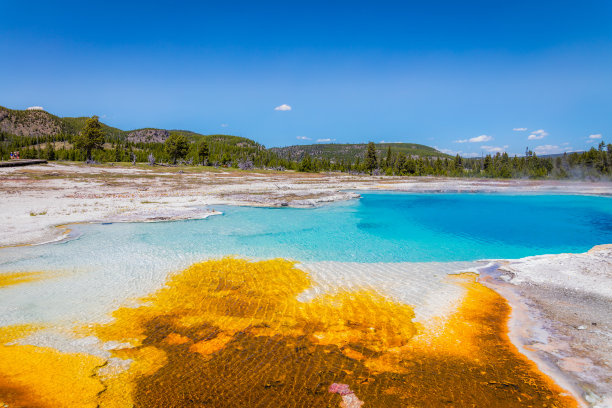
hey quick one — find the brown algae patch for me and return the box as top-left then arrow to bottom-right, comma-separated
84,258 -> 577,407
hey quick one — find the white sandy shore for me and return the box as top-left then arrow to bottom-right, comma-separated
482,245 -> 612,408
1,162 -> 611,247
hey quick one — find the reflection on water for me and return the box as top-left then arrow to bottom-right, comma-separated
0,258 -> 577,407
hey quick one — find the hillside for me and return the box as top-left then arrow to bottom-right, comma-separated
270,142 -> 450,162
62,116 -> 126,140
0,106 -> 64,136
0,106 -> 262,148
170,131 -> 263,149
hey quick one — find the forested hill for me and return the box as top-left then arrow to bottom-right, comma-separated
0,105 -> 261,149
270,143 -> 449,162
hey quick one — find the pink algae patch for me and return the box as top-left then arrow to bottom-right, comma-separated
329,383 -> 353,395
329,383 -> 365,408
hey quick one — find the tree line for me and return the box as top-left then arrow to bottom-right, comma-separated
1,117 -> 611,179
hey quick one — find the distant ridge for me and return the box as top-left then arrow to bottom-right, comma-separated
0,105 -> 261,148
270,142 -> 450,162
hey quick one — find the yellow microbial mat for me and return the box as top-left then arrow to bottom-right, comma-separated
0,258 -> 576,407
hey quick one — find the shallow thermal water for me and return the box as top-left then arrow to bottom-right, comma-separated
0,192 -> 611,326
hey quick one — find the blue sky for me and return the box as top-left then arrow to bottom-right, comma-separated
1,0 -> 611,155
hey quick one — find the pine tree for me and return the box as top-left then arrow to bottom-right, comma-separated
364,142 -> 378,174
385,146 -> 392,168
114,143 -> 122,162
165,133 -> 189,164
74,116 -> 105,161
45,142 -> 55,161
298,154 -> 313,172
198,141 -> 210,164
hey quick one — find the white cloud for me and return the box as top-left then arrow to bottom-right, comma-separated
481,145 -> 508,153
470,134 -> 493,143
436,147 -> 455,154
434,147 -> 479,157
274,104 -> 292,111
220,123 -> 228,128
455,134 -> 493,143
296,136 -> 311,140
26,106 -> 44,111
533,145 -> 562,155
562,142 -> 570,145
589,133 -> 602,139
316,138 -> 336,143
513,128 -> 527,131
527,129 -> 548,140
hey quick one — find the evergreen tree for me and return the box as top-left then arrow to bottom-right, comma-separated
364,142 -> 378,174
298,154 -> 314,172
45,142 -> 55,161
74,116 -> 105,161
454,154 -> 463,171
114,143 -> 122,162
165,133 -> 189,164
198,141 -> 210,164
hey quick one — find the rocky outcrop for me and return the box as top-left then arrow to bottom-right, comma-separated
0,106 -> 63,137
126,128 -> 169,143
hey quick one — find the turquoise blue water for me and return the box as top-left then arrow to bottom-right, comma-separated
3,193 -> 612,267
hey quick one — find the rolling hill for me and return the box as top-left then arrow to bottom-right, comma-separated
0,106 -> 262,149
270,142 -> 450,162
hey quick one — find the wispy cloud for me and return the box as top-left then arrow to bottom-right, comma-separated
533,145 -> 562,155
220,123 -> 228,128
513,127 -> 527,132
434,147 -> 479,157
274,104 -> 292,111
296,136 -> 311,140
316,138 -> 336,143
527,129 -> 548,140
455,134 -> 493,143
589,133 -> 602,139
481,145 -> 508,153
